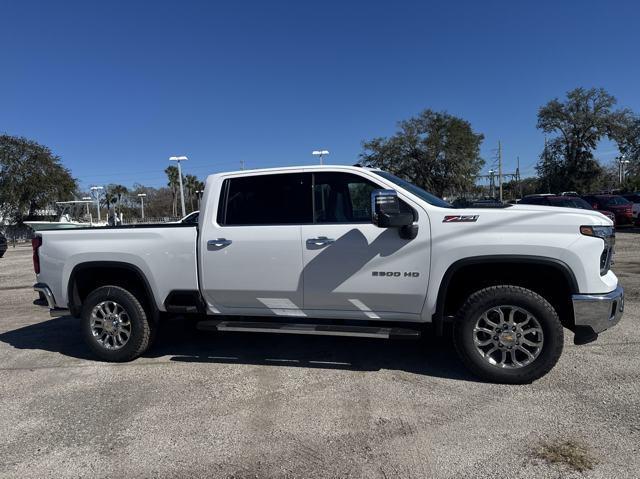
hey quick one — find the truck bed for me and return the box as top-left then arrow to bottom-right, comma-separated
36,223 -> 199,312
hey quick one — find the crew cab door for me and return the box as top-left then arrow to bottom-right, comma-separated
301,171 -> 430,317
199,172 -> 311,316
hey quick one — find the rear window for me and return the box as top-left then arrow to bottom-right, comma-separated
547,197 -> 592,209
218,173 -> 312,225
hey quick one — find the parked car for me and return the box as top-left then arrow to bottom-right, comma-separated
32,165 -> 623,384
519,195 -> 616,223
0,232 -> 7,258
582,194 -> 634,226
621,193 -> 640,224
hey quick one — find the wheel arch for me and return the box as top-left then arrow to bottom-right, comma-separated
68,261 -> 159,322
434,255 -> 579,329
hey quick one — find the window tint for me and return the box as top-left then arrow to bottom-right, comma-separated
605,196 -> 631,206
313,172 -> 413,223
548,197 -> 592,209
220,173 -> 312,225
520,197 -> 548,205
371,170 -> 453,208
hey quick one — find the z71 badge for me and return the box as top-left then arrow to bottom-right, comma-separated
443,215 -> 479,223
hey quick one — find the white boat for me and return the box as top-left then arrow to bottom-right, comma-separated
25,201 -> 107,231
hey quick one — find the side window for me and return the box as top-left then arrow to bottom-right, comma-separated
313,172 -> 414,223
219,173 -> 312,225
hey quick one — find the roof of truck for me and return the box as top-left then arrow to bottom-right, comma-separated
207,164 -> 378,178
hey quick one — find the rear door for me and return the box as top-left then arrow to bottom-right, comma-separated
300,171 -> 430,318
199,172 -> 311,316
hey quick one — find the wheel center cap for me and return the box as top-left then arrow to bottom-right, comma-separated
103,316 -> 118,333
500,331 -> 516,346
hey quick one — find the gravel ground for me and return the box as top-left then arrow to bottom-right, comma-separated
0,235 -> 639,479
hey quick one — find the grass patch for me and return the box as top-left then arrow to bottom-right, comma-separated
532,438 -> 597,472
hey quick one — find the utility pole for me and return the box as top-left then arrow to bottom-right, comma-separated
488,170 -> 495,198
498,141 -> 503,202
516,156 -> 522,199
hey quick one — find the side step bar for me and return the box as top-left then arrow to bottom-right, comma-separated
196,320 -> 421,339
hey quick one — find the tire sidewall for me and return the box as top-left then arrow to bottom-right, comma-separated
81,286 -> 148,362
455,287 -> 563,383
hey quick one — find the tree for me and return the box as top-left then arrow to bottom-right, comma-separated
164,166 -> 180,216
103,184 -> 128,217
184,174 -> 199,212
0,134 -> 77,222
610,113 -> 640,180
359,110 -> 484,197
536,88 -> 627,192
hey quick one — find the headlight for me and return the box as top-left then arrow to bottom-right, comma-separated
580,225 -> 615,275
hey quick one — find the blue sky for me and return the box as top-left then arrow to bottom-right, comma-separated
1,0 -> 639,190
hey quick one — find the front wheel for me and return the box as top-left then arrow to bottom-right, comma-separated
453,285 -> 564,384
81,285 -> 152,362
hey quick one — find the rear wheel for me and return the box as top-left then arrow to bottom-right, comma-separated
81,285 -> 152,362
453,285 -> 564,384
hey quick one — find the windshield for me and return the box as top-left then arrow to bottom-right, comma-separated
548,197 -> 593,209
605,196 -> 631,206
371,171 -> 453,208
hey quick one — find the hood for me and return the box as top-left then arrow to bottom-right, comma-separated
435,203 -> 613,227
503,204 -> 613,225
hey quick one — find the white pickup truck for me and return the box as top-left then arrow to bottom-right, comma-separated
33,165 -> 624,383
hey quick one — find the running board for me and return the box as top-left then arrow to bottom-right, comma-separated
196,320 -> 421,339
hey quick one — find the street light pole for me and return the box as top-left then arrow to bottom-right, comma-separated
169,156 -> 188,217
82,197 -> 92,218
137,193 -> 147,220
312,150 -> 329,165
619,156 -> 630,186
90,186 -> 104,221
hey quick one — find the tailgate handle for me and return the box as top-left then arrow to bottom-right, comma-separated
207,238 -> 232,248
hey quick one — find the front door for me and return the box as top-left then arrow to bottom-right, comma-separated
301,171 -> 430,318
199,172 -> 311,316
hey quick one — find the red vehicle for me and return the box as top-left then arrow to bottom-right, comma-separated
518,195 -> 617,223
582,194 -> 634,226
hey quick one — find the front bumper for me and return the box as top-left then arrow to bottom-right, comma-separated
33,283 -> 69,317
572,285 -> 624,334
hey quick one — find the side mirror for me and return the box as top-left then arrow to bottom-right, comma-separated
371,189 -> 414,228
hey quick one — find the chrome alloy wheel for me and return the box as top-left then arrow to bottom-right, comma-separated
473,305 -> 544,369
90,301 -> 132,350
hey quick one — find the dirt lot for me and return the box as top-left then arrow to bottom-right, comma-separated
1,234 -> 639,478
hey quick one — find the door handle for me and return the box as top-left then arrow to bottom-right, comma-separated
208,238 -> 232,248
306,236 -> 335,246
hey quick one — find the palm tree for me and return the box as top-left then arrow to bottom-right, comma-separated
165,166 -> 179,216
184,174 -> 199,212
102,184 -> 128,222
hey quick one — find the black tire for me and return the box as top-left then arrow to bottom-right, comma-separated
81,285 -> 152,362
453,285 -> 564,384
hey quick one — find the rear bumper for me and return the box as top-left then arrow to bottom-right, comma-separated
572,285 -> 624,334
33,283 -> 69,317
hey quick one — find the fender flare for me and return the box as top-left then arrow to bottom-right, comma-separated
433,255 -> 579,324
67,261 -> 159,321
